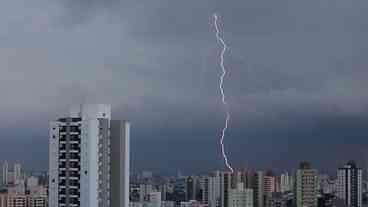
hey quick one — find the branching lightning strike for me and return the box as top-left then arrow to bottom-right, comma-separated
213,13 -> 234,173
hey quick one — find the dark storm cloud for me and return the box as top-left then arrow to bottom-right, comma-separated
58,0 -> 121,25
1,0 -> 368,173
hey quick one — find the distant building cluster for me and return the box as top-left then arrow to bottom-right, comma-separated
129,161 -> 365,207
3,103 -> 365,207
0,162 -> 47,207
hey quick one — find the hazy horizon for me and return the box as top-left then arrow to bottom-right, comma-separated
1,0 -> 368,175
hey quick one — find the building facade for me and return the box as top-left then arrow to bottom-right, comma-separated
49,104 -> 130,207
0,194 -> 47,207
13,164 -> 22,184
2,162 -> 9,186
280,173 -> 292,193
148,192 -> 162,207
7,195 -> 27,207
228,183 -> 253,207
27,196 -> 47,207
265,193 -> 287,207
253,171 -> 264,207
336,161 -> 362,207
0,194 -> 7,207
295,162 -> 318,207
186,176 -> 197,201
139,184 -> 153,202
208,171 -> 221,207
264,175 -> 275,196
221,172 -> 232,207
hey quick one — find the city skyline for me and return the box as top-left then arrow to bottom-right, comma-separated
2,158 -> 366,207
129,161 -> 366,207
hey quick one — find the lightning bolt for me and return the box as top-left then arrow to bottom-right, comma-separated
213,13 -> 234,173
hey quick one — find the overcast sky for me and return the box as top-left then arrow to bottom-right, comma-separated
1,0 -> 368,175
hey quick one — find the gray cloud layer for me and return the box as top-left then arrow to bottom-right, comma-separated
1,0 -> 368,173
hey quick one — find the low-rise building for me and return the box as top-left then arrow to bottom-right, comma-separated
266,193 -> 287,207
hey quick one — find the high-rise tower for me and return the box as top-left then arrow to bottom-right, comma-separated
337,161 -> 362,207
2,161 -> 9,186
14,163 -> 22,184
49,104 -> 130,207
295,162 -> 318,207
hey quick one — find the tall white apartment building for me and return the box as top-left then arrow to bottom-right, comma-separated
280,173 -> 292,193
2,161 -> 9,186
13,163 -> 22,184
221,171 -> 233,207
337,161 -> 362,207
208,171 -> 221,207
253,171 -> 264,207
49,104 -> 130,207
